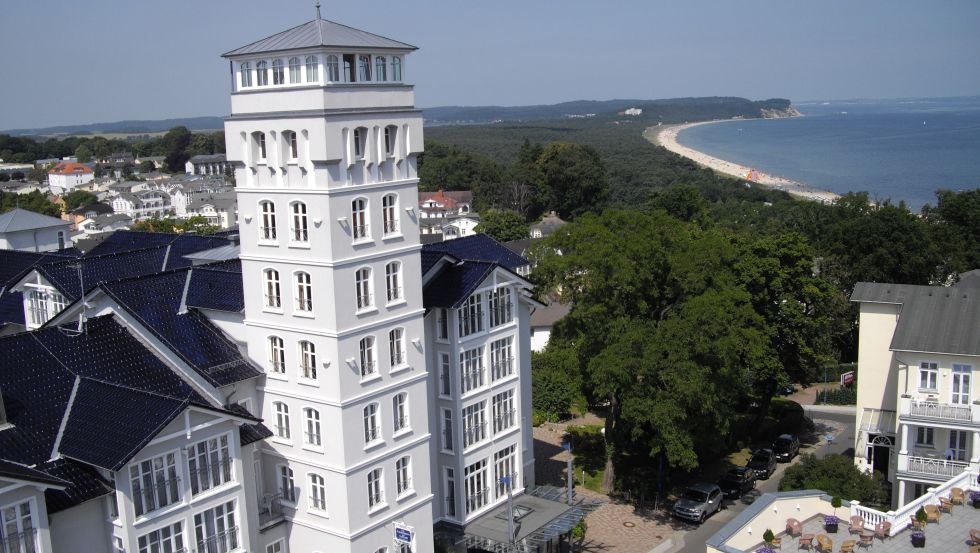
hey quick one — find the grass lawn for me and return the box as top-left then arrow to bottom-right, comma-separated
572,461 -> 606,493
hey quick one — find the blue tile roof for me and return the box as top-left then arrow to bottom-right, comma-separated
0,290 -> 24,326
0,459 -> 68,487
421,250 -> 452,275
38,246 -> 169,300
0,250 -> 75,288
422,234 -> 528,271
185,264 -> 245,313
101,269 -> 260,386
423,260 -> 496,309
42,458 -> 112,514
84,230 -> 233,259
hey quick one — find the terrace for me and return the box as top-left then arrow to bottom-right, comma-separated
707,471 -> 980,553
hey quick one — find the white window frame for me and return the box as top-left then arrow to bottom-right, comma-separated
288,57 -> 301,84
916,426 -> 934,447
492,389 -> 517,434
272,58 -> 285,85
460,346 -> 486,394
489,287 -> 513,327
490,337 -> 514,381
360,335 -> 377,378
353,127 -> 367,159
351,198 -> 369,240
268,335 -> 285,375
439,352 -> 452,397
919,361 -> 938,391
494,445 -> 519,499
396,456 -> 412,496
952,364 -> 972,405
393,393 -> 409,434
355,267 -> 373,310
129,451 -> 181,517
298,340 -> 317,381
187,434 -> 232,496
464,459 -> 489,514
289,201 -> 308,244
308,473 -> 327,512
382,193 -> 398,235
273,402 -> 291,440
264,269 -> 281,309
326,55 -> 339,82
367,468 -> 384,509
192,500 -> 238,553
303,407 -> 322,448
457,293 -> 484,337
385,261 -> 402,303
256,61 -> 268,86
294,271 -> 313,313
266,539 -> 285,553
240,62 -> 252,88
364,403 -> 381,444
375,56 -> 387,81
305,55 -> 319,82
462,401 -> 487,448
137,521 -> 184,553
392,56 -> 402,81
1,499 -> 37,553
259,200 -> 276,240
441,408 -> 454,453
389,327 -> 406,368
278,465 -> 296,503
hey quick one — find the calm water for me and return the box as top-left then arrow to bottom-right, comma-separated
676,97 -> 980,211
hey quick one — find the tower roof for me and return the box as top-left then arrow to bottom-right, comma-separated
222,18 -> 416,57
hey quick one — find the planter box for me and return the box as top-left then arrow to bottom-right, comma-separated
911,535 -> 926,548
825,523 -> 839,533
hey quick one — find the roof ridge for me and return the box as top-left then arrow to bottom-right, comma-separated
222,18 -> 315,56
78,374 -> 193,403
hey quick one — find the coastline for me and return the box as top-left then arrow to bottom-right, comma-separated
644,120 -> 840,204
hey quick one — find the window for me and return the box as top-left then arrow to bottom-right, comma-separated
392,56 -> 402,81
264,269 -> 281,308
382,194 -> 398,234
462,402 -> 487,447
187,435 -> 231,495
290,201 -> 308,242
273,402 -> 290,439
360,336 -> 377,377
952,364 -> 972,405
240,62 -> 252,88
343,54 -> 355,82
458,293 -> 484,337
919,361 -> 938,390
272,59 -> 285,85
304,408 -> 321,447
382,127 -> 397,159
396,457 -> 411,495
489,287 -> 513,327
393,393 -> 408,432
286,131 -> 299,160
305,55 -> 319,82
1,501 -> 35,553
288,57 -> 301,83
492,390 -> 517,434
299,340 -> 316,379
389,328 -> 405,367
385,261 -> 401,302
278,465 -> 295,502
460,346 -> 486,394
138,522 -> 184,553
464,459 -> 489,514
355,267 -> 373,309
445,468 -> 456,517
916,427 -> 934,446
490,337 -> 514,380
193,501 -> 238,553
352,198 -> 368,239
267,541 -> 284,553
375,56 -> 387,81
325,55 -> 339,81
295,272 -> 312,312
26,288 -> 67,327
363,403 -> 380,443
308,474 -> 327,511
949,430 -> 968,461
268,336 -> 285,374
257,61 -> 268,86
367,468 -> 384,508
259,200 -> 276,239
441,409 -> 454,452
358,55 -> 372,81
437,308 -> 449,340
439,353 -> 451,397
494,445 -> 518,499
130,452 -> 181,517
258,132 -> 267,159
353,127 -> 366,159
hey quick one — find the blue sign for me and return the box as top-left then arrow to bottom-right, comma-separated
395,526 -> 413,543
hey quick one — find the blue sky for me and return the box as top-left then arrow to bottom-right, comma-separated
2,0 -> 979,129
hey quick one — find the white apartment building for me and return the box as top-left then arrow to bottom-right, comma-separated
47,161 -> 94,194
851,279 -> 980,507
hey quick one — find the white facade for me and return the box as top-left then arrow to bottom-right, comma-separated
47,162 -> 94,194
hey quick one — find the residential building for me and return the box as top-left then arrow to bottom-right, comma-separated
851,279 -> 980,507
111,190 -> 172,220
529,211 -> 567,239
419,190 -> 473,220
47,161 -> 94,194
185,192 -> 238,228
0,208 -> 72,252
185,154 -> 230,176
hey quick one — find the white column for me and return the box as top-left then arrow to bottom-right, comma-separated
897,480 -> 907,508
899,423 -> 909,455
971,431 -> 980,464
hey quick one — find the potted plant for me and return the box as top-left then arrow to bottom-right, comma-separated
910,529 -> 926,548
756,547 -> 776,553
970,490 -> 980,508
824,515 -> 841,533
763,529 -> 775,545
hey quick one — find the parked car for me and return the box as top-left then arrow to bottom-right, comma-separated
718,467 -> 756,498
778,384 -> 796,396
748,448 -> 777,479
773,434 -> 800,462
673,483 -> 723,523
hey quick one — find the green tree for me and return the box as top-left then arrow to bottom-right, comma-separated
74,143 -> 92,163
531,348 -> 582,419
536,142 -> 607,219
0,191 -> 62,217
63,190 -> 98,210
780,454 -> 888,507
474,208 -> 528,242
138,160 -> 157,173
131,215 -> 218,235
162,126 -> 192,173
27,166 -> 49,185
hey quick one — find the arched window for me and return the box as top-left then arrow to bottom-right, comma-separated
290,201 -> 308,242
367,468 -> 384,507
375,56 -> 387,81
295,271 -> 312,312
325,55 -> 339,82
273,402 -> 290,439
396,456 -> 412,495
358,55 -> 372,81
272,59 -> 285,85
306,55 -> 319,82
308,473 -> 327,511
278,465 -> 295,501
383,125 -> 397,157
392,56 -> 402,81
256,61 -> 269,86
288,57 -> 301,84
352,127 -> 367,159
363,403 -> 380,442
299,340 -> 316,379
253,131 -> 267,160
355,267 -> 372,309
385,261 -> 401,302
351,198 -> 368,240
393,393 -> 408,433
359,336 -> 376,377
382,194 -> 398,235
285,130 -> 298,159
268,335 -> 285,374
303,408 -> 321,446
259,200 -> 276,239
264,269 -> 281,308
389,328 -> 405,367
240,61 -> 252,88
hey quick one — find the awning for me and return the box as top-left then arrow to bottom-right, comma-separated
859,408 -> 896,436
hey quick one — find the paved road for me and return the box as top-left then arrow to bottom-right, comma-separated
666,406 -> 855,553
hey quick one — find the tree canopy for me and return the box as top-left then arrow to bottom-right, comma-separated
131,215 -> 218,235
473,208 -> 528,242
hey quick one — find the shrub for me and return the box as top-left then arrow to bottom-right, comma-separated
769,398 -> 806,435
780,454 -> 888,506
915,507 -> 927,522
816,387 -> 857,405
763,528 -> 775,544
532,410 -> 548,427
572,520 -> 587,540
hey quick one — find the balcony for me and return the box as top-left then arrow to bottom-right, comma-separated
898,395 -> 980,426
258,492 -> 286,531
897,454 -> 970,479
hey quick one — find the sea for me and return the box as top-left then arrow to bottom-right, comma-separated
675,96 -> 980,211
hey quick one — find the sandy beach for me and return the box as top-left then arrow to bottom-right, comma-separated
645,120 -> 840,204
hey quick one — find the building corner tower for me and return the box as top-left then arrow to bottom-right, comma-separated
222,15 -> 431,553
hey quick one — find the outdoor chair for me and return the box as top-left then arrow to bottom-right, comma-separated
940,496 -> 953,514
874,521 -> 891,540
770,536 -> 782,549
798,534 -> 814,550
857,533 -> 873,550
839,539 -> 855,553
952,487 -> 966,505
909,515 -> 925,531
816,534 -> 833,553
970,528 -> 980,545
787,518 -> 803,537
924,504 -> 941,524
849,516 -> 865,535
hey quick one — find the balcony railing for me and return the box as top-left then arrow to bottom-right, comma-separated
907,399 -> 973,422
195,526 -> 239,553
2,528 -> 37,553
904,455 -> 969,478
259,492 -> 285,527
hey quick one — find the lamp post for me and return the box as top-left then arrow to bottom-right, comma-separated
561,441 -> 573,505
500,475 -> 516,544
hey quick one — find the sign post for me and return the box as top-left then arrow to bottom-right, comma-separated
394,523 -> 414,551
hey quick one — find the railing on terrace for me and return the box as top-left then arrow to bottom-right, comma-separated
850,469 -> 978,536
905,455 -> 969,478
2,528 -> 37,553
908,399 -> 973,422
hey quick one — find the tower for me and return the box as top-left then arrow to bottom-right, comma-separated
223,14 -> 431,553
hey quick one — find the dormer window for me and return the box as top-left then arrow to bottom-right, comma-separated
375,56 -> 387,82
392,56 -> 402,81
288,57 -> 301,84
326,55 -> 339,82
358,55 -> 371,81
240,62 -> 252,88
256,61 -> 269,86
305,55 -> 319,82
272,59 -> 285,85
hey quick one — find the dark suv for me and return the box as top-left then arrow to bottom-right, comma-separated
718,467 -> 756,498
773,434 -> 800,462
748,448 -> 777,479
